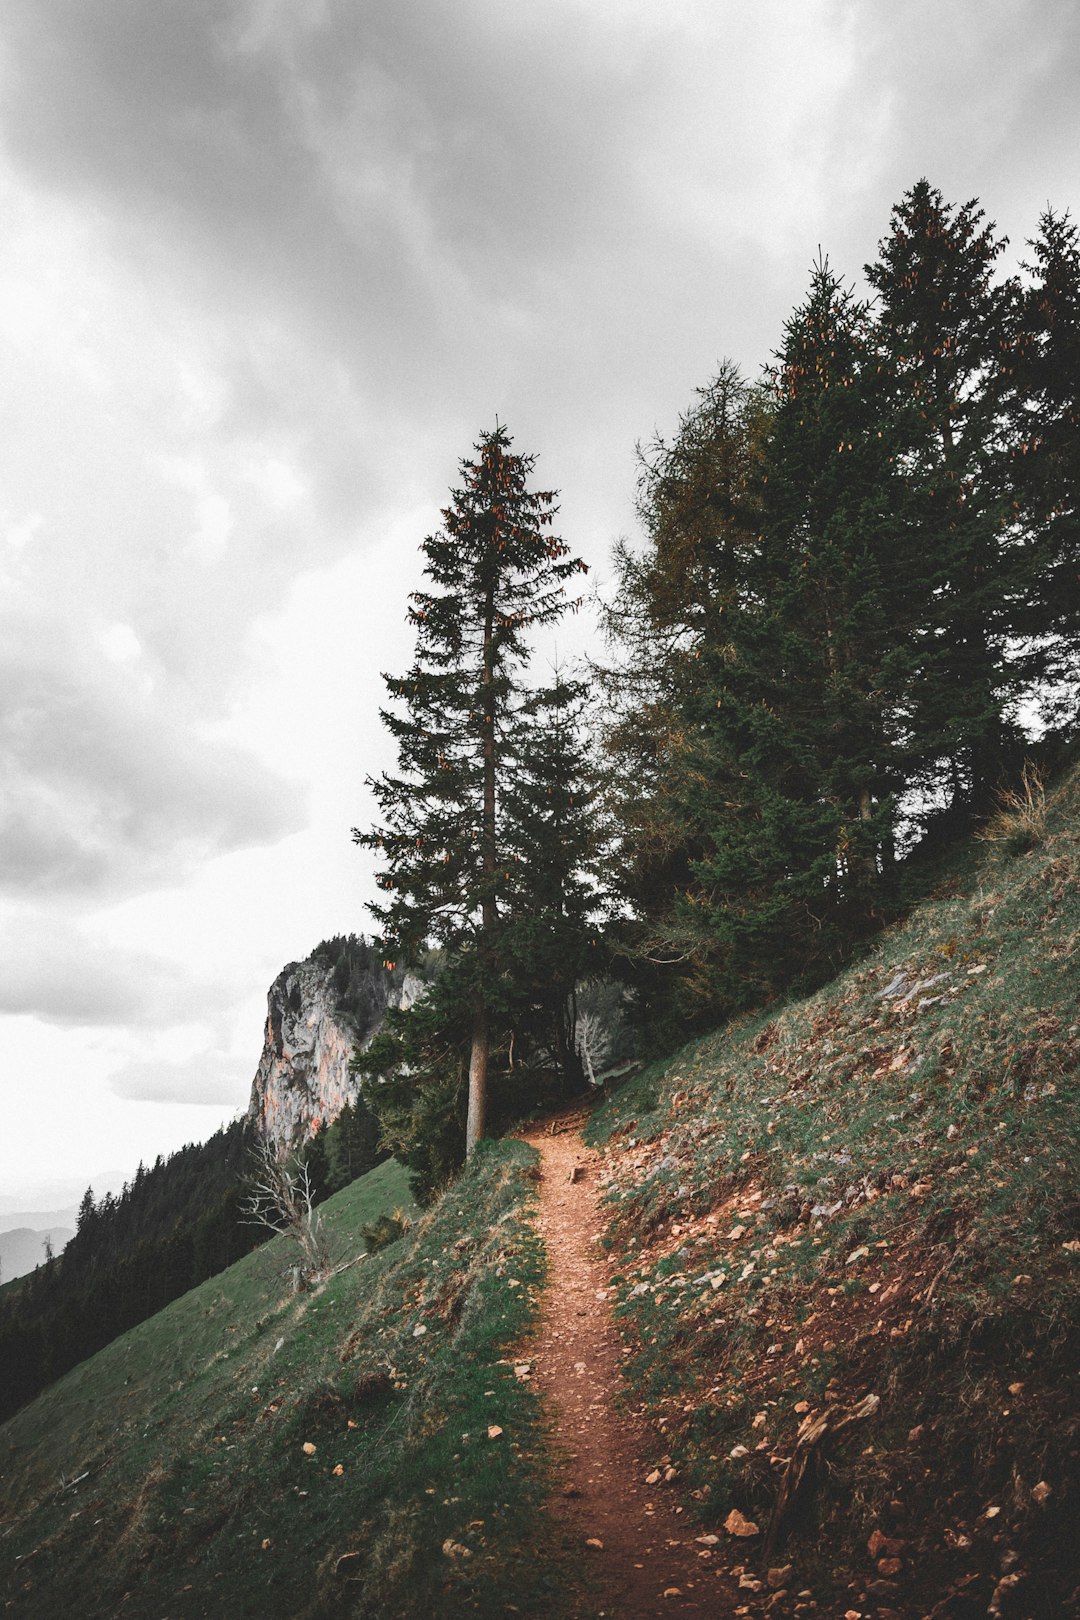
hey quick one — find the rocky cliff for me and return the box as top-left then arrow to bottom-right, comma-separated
247,937 -> 420,1148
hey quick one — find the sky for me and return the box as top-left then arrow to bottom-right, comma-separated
1,0 -> 1077,1203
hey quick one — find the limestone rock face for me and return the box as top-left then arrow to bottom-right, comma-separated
247,945 -> 421,1148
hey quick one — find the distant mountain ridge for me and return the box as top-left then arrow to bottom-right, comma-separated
0,1172 -> 128,1215
0,1206 -> 77,1236
0,1225 -> 75,1284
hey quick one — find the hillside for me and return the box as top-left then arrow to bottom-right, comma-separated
0,1152 -> 591,1619
584,765 -> 1080,1615
0,937 -> 403,1426
2,770 -> 1078,1617
0,1118 -> 267,1424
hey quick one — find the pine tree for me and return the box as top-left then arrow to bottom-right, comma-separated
865,179 -> 1023,810
353,426 -> 586,1154
596,363 -> 764,1029
500,671 -> 604,1086
1008,208 -> 1080,727
600,267 -> 924,1023
680,261 -> 913,1003
322,1097 -> 384,1191
350,965 -> 477,1202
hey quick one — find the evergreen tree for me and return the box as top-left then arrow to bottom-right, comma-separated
597,182 -> 1079,1044
500,671 -> 604,1085
0,1118 -> 268,1423
351,965 -> 477,1202
1008,208 -> 1080,727
681,261 -> 913,1004
600,265 -> 935,1023
321,1097 -> 385,1192
75,1187 -> 96,1237
353,425 -> 587,1155
865,179 -> 1023,809
597,363 -> 764,1032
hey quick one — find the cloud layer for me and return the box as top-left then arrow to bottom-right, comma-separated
0,601 -> 302,902
109,1053 -> 248,1106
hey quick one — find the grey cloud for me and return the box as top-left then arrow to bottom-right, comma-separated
0,611 -> 303,901
0,2 -> 660,412
830,2 -> 1080,244
0,0 -> 317,236
0,916 -> 193,1026
0,0 -> 924,552
109,1054 -> 246,1105
3,1 -> 1073,433
0,1 -> 637,264
0,1 -> 624,601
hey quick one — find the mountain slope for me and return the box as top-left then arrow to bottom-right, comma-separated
585,765 -> 1080,1616
4,775 -> 1078,1617
0,1150 -> 582,1620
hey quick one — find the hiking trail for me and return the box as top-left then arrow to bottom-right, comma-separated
521,1109 -> 742,1619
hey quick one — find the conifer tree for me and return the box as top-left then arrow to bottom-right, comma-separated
500,671 -> 604,1085
322,1097 -> 384,1192
865,179 -> 1023,809
599,183 -> 1080,1044
600,270 -> 919,1021
597,363 -> 763,1016
681,262 -> 912,1002
353,426 -> 586,1155
1008,208 -> 1080,726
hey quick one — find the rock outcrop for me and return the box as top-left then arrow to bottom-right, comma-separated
247,938 -> 420,1148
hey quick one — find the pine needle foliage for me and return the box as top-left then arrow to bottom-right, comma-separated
865,179 -> 1024,808
354,425 -> 588,1159
599,180 -> 1080,1038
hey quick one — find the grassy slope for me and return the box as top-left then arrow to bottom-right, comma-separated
587,772 -> 1080,1618
0,1146 -> 579,1620
5,780 -> 1079,1620
0,1159 -> 415,1511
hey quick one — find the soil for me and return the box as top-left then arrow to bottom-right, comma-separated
521,1108 -> 742,1619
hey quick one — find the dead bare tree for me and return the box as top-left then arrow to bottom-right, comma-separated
241,1140 -> 331,1289
574,1008 -> 615,1086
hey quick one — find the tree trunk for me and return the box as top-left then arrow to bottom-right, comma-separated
854,787 -> 879,891
466,578 -> 498,1158
466,1000 -> 488,1155
481,584 -> 498,902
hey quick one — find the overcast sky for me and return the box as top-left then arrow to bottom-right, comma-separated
1,0 -> 1076,1203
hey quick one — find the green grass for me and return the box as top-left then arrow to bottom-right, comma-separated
0,1158 -> 416,1516
8,774 -> 1080,1617
586,766 -> 1080,1617
0,1146 -> 579,1620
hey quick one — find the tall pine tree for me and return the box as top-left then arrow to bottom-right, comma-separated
500,671 -> 604,1086
1008,208 -> 1080,728
599,182 -> 1080,1044
597,363 -> 764,1031
353,426 -> 586,1155
680,261 -> 912,1004
866,179 -> 1022,811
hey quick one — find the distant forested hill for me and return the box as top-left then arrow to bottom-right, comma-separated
0,937 -> 396,1423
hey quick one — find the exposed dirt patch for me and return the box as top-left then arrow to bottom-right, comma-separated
522,1109 -> 742,1618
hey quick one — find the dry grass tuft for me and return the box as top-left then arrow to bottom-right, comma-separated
977,760 -> 1048,853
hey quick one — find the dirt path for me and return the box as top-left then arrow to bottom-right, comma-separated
521,1111 -> 739,1619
